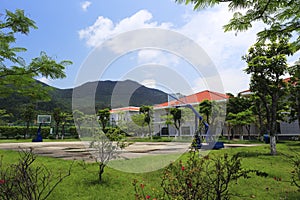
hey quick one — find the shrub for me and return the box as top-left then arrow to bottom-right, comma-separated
133,150 -> 267,200
0,148 -> 72,200
0,126 -> 50,139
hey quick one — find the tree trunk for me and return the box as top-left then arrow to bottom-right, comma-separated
270,135 -> 277,155
25,121 -> 30,139
148,125 -> 152,140
98,163 -> 105,183
55,123 -> 59,139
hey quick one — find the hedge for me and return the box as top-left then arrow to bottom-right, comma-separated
0,126 -> 51,139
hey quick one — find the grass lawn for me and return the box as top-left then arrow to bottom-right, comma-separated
0,142 -> 299,199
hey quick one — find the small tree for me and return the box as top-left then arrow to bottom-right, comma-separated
139,105 -> 153,139
60,112 -> 72,139
199,100 -> 212,124
53,108 -> 62,138
88,130 -> 124,183
20,104 -> 35,139
72,110 -> 85,138
131,113 -> 148,137
97,108 -> 110,133
170,107 -> 182,137
0,148 -> 72,200
226,109 -> 255,140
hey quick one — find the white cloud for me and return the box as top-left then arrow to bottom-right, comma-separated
137,50 -> 180,66
81,1 -> 92,12
141,79 -> 156,88
79,10 -> 173,47
78,7 -> 265,95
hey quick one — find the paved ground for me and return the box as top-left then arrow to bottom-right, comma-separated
0,141 -> 262,161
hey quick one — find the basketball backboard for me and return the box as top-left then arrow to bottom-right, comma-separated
37,115 -> 51,124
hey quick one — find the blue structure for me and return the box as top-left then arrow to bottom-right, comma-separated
171,95 -> 224,150
32,123 -> 43,142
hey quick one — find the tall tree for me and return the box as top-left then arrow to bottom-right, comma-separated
53,108 -> 62,138
72,110 -> 85,138
243,37 -> 292,155
176,0 -> 300,52
288,59 -> 300,128
20,104 -> 36,139
97,108 -> 110,133
199,100 -> 212,124
0,9 -> 72,99
170,107 -> 182,136
139,105 -> 153,139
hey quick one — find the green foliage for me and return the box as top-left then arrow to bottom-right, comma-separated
0,126 -> 50,139
288,59 -> 300,128
0,9 -> 72,99
175,0 -> 300,52
0,109 -> 13,125
139,105 -> 153,138
134,150 -> 267,200
227,109 -> 255,138
290,151 -> 300,189
199,99 -> 212,124
169,107 -> 182,131
20,104 -> 36,138
0,142 -> 300,199
53,108 -> 62,137
97,108 -> 110,133
0,148 -> 72,200
244,37 -> 292,154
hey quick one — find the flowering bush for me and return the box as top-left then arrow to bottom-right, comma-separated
133,150 -> 267,200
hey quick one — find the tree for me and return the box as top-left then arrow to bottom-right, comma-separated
0,9 -> 72,98
160,111 -> 174,137
243,37 -> 292,155
97,108 -> 110,133
199,100 -> 212,124
288,59 -> 300,128
0,148 -> 72,200
0,109 -> 12,125
226,109 -> 255,140
20,104 -> 35,139
139,105 -> 153,139
53,108 -> 62,138
176,0 -> 300,52
131,113 -> 148,136
226,95 -> 253,138
170,107 -> 182,136
60,112 -> 72,139
72,110 -> 85,138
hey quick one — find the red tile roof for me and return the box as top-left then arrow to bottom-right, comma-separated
154,90 -> 229,109
239,77 -> 296,96
110,106 -> 140,113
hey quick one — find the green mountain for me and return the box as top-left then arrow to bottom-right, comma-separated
0,80 -> 167,120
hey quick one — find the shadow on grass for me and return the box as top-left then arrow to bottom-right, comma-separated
82,175 -> 114,187
235,151 -> 271,158
285,142 -> 300,147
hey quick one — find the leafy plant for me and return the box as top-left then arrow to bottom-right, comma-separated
133,150 -> 267,200
0,148 -> 72,200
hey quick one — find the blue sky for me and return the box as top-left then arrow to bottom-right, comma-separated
2,0 -> 299,95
